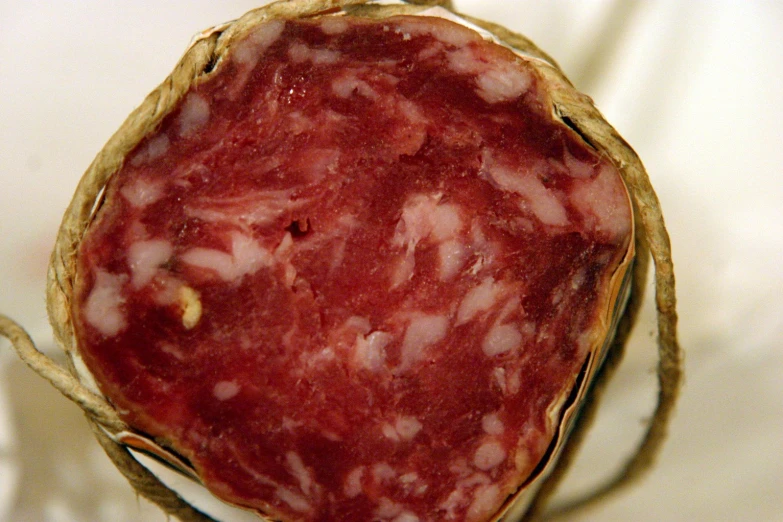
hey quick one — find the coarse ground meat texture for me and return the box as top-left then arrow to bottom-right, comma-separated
72,14 -> 632,522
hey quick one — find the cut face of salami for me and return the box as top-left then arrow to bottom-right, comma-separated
72,14 -> 633,522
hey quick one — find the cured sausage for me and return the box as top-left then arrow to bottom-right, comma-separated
71,11 -> 633,522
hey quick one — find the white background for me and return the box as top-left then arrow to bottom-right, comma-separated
1,1 -> 782,521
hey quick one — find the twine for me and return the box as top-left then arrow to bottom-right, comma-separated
1,0 -> 680,520
525,65 -> 681,522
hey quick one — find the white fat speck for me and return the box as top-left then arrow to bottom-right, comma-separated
390,252 -> 415,289
160,342 -> 186,361
275,231 -> 294,258
523,189 -> 569,227
178,94 -> 210,136
120,177 -> 165,208
282,416 -> 303,432
563,148 -> 596,179
513,216 -> 536,233
482,413 -> 504,435
127,221 -> 151,246
520,321 -> 536,338
515,447 -> 531,474
480,150 -> 569,226
286,451 -> 313,495
473,440 -> 506,470
305,148 -> 340,182
475,64 -> 531,104
439,489 -> 465,519
570,164 -> 631,239
313,48 -> 341,64
394,512 -> 420,522
551,286 -> 564,306
286,110 -> 311,135
457,472 -> 491,489
390,104 -> 427,156
372,462 -> 396,483
382,423 -> 400,441
250,20 -> 284,48
274,232 -> 298,287
131,134 -> 170,166
185,188 -> 305,227
213,381 -> 240,401
457,277 -> 503,325
447,46 -> 486,76
344,466 -> 364,498
308,347 -> 336,369
430,203 -> 463,241
323,430 -> 342,442
482,323 -> 522,357
493,367 -> 507,394
173,163 -> 211,186
345,316 -> 372,334
395,416 -> 423,440
430,22 -> 478,47
497,296 -> 522,324
432,16 -> 484,45
438,239 -> 466,281
397,473 -> 425,498
127,239 -> 173,289
571,268 -> 586,290
396,18 -> 479,48
320,16 -> 349,35
418,44 -> 442,61
332,72 -> 379,99
181,247 -> 233,280
398,313 -> 449,373
375,497 -> 403,518
467,220 -> 500,275
391,194 -> 455,287
392,194 -> 440,249
288,42 -> 341,64
397,97 -> 426,123
235,20 -> 285,65
276,487 -> 311,513
467,257 -> 485,276
284,263 -> 297,289
440,471 -> 492,519
449,458 -> 472,478
507,368 -> 521,394
230,231 -> 273,274
181,231 -> 272,281
467,484 -> 500,522
576,330 -> 597,357
493,366 -> 521,395
322,214 -> 358,273
354,331 -> 392,372
84,270 -> 128,337
144,134 -> 170,160
399,472 -> 418,484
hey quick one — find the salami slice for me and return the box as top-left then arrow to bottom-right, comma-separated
68,7 -> 634,522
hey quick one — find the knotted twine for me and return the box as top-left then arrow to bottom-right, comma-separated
0,1 -> 680,520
